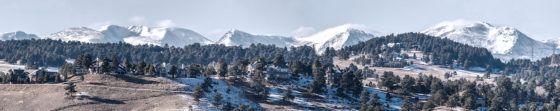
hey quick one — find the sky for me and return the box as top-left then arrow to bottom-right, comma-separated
0,0 -> 559,41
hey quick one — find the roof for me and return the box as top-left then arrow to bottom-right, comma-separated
11,69 -> 25,74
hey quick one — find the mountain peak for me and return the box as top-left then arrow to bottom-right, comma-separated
217,29 -> 295,47
422,20 -> 553,61
1,31 -> 38,40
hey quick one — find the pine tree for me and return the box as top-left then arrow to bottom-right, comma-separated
400,75 -> 414,95
100,57 -> 110,74
82,54 -> 93,69
223,102 -> 233,111
233,104 -> 247,111
135,61 -> 146,75
360,90 -> 370,104
64,82 -> 77,99
488,95 -> 505,111
123,59 -> 131,73
212,93 -> 223,105
217,58 -> 228,78
272,53 -> 286,67
188,64 -> 202,78
192,85 -> 204,102
401,98 -> 412,111
110,54 -> 119,73
309,60 -> 325,94
485,64 -> 492,78
39,68 -> 47,83
251,70 -> 268,99
168,65 -> 178,78
201,77 -> 213,92
282,88 -> 295,102
203,66 -> 217,76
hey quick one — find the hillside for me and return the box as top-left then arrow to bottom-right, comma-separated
0,74 -> 187,111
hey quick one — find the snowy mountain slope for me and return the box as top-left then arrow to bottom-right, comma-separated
124,26 -> 213,46
42,27 -> 111,43
1,31 -> 38,40
41,25 -> 213,47
422,20 -> 554,61
543,38 -> 560,48
295,24 -> 377,54
216,29 -> 296,48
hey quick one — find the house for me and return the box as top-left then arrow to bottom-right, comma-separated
247,59 -> 265,75
325,66 -> 342,87
75,66 -> 88,75
89,57 -> 126,75
9,69 -> 29,83
265,64 -> 292,80
28,70 -> 58,83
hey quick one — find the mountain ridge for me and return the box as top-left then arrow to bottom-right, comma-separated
422,20 -> 554,61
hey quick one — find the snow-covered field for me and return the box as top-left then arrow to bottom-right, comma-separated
0,61 -> 59,73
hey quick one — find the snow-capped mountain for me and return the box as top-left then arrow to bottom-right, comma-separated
295,24 -> 378,54
42,27 -> 112,43
1,31 -> 39,40
42,25 -> 213,47
213,24 -> 379,54
124,26 -> 213,46
422,20 -> 554,61
216,29 -> 296,48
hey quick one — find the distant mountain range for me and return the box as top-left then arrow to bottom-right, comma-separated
2,21 -> 558,60
422,20 -> 556,61
1,24 -> 377,55
40,25 -> 213,47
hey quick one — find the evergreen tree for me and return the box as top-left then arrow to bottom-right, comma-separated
272,53 -> 286,67
488,95 -> 506,111
430,89 -> 447,105
110,54 -> 119,73
509,99 -> 518,111
203,66 -> 217,76
188,64 -> 202,77
168,65 -> 178,78
135,61 -> 146,75
100,57 -> 110,74
380,71 -> 398,91
122,59 -> 131,73
64,82 -> 77,99
233,104 -> 246,111
192,85 -> 204,102
39,68 -> 47,83
223,102 -> 233,111
360,90 -> 370,105
400,75 -> 414,95
217,58 -> 228,78
201,77 -> 213,92
282,88 -> 295,102
485,64 -> 492,78
82,54 -> 93,69
251,70 -> 268,98
212,93 -> 223,105
309,60 -> 326,94
401,98 -> 412,111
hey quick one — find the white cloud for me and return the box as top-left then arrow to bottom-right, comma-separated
156,19 -> 176,27
291,26 -> 316,37
129,16 -> 147,25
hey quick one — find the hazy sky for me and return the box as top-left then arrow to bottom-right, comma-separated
1,0 -> 559,41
